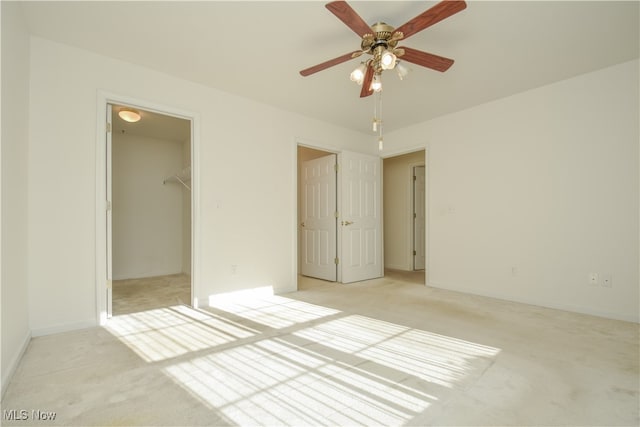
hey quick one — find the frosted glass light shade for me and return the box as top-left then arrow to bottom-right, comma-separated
371,75 -> 382,92
350,63 -> 367,85
396,62 -> 410,80
380,50 -> 397,70
118,109 -> 141,123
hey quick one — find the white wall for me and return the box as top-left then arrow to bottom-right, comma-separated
27,37 -> 371,333
112,133 -> 184,279
1,1 -> 31,395
383,60 -> 640,322
383,151 -> 425,271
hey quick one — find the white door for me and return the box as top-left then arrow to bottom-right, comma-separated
301,154 -> 337,281
106,104 -> 113,318
340,151 -> 383,283
413,166 -> 426,270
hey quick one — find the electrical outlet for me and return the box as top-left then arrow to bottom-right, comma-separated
588,273 -> 599,286
602,274 -> 612,288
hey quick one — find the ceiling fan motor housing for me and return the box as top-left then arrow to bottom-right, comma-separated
362,22 -> 399,51
362,22 -> 401,73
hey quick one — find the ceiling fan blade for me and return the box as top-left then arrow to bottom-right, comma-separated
394,0 -> 466,40
397,46 -> 454,72
326,1 -> 372,38
300,51 -> 362,76
360,64 -> 374,98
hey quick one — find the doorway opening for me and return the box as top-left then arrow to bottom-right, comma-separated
109,104 -> 192,315
296,144 -> 384,288
382,150 -> 426,285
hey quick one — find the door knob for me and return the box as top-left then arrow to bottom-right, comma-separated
342,220 -> 354,226
300,222 -> 305,227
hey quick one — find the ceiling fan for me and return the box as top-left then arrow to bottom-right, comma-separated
300,0 -> 467,98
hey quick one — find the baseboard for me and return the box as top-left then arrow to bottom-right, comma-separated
427,281 -> 640,323
1,329 -> 31,400
385,264 -> 410,271
30,319 -> 97,338
112,270 -> 185,281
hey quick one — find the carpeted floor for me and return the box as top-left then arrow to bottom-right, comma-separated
113,273 -> 191,315
2,270 -> 638,426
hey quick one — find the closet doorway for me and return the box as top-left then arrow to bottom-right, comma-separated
109,104 -> 192,315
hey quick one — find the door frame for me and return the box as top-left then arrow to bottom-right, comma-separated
411,164 -> 426,270
381,147 -> 428,285
95,91 -> 201,324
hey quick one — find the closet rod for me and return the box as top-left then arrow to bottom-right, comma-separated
163,174 -> 191,191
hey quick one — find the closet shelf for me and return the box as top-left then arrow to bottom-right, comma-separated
163,166 -> 191,190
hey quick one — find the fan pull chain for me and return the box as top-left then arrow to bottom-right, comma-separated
377,91 -> 383,151
372,90 -> 378,132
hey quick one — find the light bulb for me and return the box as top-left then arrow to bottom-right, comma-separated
380,50 -> 397,70
378,136 -> 384,151
371,74 -> 382,92
372,119 -> 378,132
350,63 -> 366,85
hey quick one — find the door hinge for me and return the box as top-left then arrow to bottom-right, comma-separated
334,164 -> 339,172
334,257 -> 339,265
106,122 -> 112,133
334,211 -> 339,218
413,175 -> 417,181
413,250 -> 417,256
413,213 -> 417,218
106,200 -> 112,211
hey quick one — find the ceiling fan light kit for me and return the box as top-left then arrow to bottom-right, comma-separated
300,0 -> 466,150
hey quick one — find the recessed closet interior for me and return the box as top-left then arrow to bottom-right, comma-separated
111,105 -> 192,313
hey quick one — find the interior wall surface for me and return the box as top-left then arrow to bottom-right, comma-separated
112,132 -> 184,280
27,37 -> 371,333
1,1 -> 31,396
382,60 -> 640,322
383,150 -> 425,271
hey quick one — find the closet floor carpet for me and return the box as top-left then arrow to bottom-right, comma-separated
2,271 -> 638,426
113,274 -> 191,315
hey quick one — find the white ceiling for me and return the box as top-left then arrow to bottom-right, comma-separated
112,105 -> 191,142
21,1 -> 639,134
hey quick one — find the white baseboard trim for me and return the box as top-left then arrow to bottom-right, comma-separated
385,264 -> 410,271
1,329 -> 31,400
30,319 -> 97,338
427,281 -> 640,323
112,270 -> 185,281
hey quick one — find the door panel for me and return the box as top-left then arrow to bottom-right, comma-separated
301,154 -> 337,281
414,166 -> 426,270
340,151 -> 382,283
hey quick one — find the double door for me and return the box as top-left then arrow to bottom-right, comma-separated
300,151 -> 382,283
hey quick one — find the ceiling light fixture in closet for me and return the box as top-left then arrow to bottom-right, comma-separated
118,108 -> 141,123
